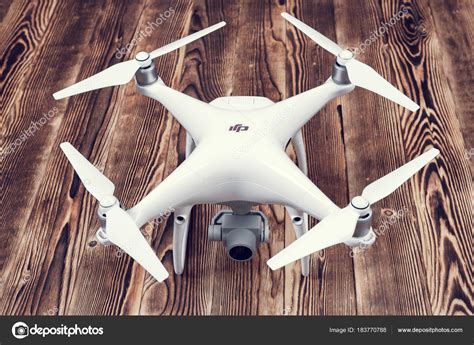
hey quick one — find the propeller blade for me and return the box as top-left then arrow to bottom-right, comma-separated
362,148 -> 439,204
60,142 -> 115,204
267,207 -> 359,270
106,207 -> 169,282
345,59 -> 420,112
150,21 -> 226,59
281,12 -> 342,56
61,142 -> 168,282
281,12 -> 420,112
53,22 -> 225,100
53,59 -> 140,100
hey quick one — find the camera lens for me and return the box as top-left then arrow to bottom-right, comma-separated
229,245 -> 253,261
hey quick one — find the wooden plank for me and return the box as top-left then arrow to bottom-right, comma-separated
409,0 -> 473,315
0,0 -> 137,314
283,0 -> 357,316
334,0 -> 472,315
429,0 -> 473,156
334,0 -> 433,316
0,0 -> 65,270
0,0 -> 13,22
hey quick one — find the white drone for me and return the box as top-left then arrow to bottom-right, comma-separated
54,13 -> 439,282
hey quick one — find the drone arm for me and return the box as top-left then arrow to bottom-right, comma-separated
127,149 -> 209,228
258,148 -> 339,220
136,81 -> 216,143
265,79 -> 354,145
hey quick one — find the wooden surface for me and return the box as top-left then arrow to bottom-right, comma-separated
0,0 -> 472,315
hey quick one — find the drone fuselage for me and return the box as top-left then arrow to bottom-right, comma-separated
127,79 -> 354,229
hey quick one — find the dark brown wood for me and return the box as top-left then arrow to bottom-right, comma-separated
333,0 -> 472,315
0,0 -> 471,315
429,0 -> 474,164
283,0 -> 357,316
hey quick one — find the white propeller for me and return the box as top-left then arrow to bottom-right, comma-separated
60,142 -> 169,282
361,149 -> 440,204
53,21 -> 226,100
60,143 -> 115,205
149,21 -> 226,59
281,12 -> 342,56
267,208 -> 359,270
106,207 -> 169,282
281,12 -> 419,112
268,148 -> 439,270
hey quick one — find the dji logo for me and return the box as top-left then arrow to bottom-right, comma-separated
229,124 -> 249,133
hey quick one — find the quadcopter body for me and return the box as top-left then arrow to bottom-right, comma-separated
55,13 -> 439,282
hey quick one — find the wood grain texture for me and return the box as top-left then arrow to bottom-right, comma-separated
283,0 -> 357,316
0,0 -> 472,316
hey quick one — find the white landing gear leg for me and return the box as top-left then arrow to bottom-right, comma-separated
173,131 -> 195,275
173,205 -> 193,274
286,130 -> 310,276
286,207 -> 310,276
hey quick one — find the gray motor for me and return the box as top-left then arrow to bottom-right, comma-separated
208,210 -> 269,261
